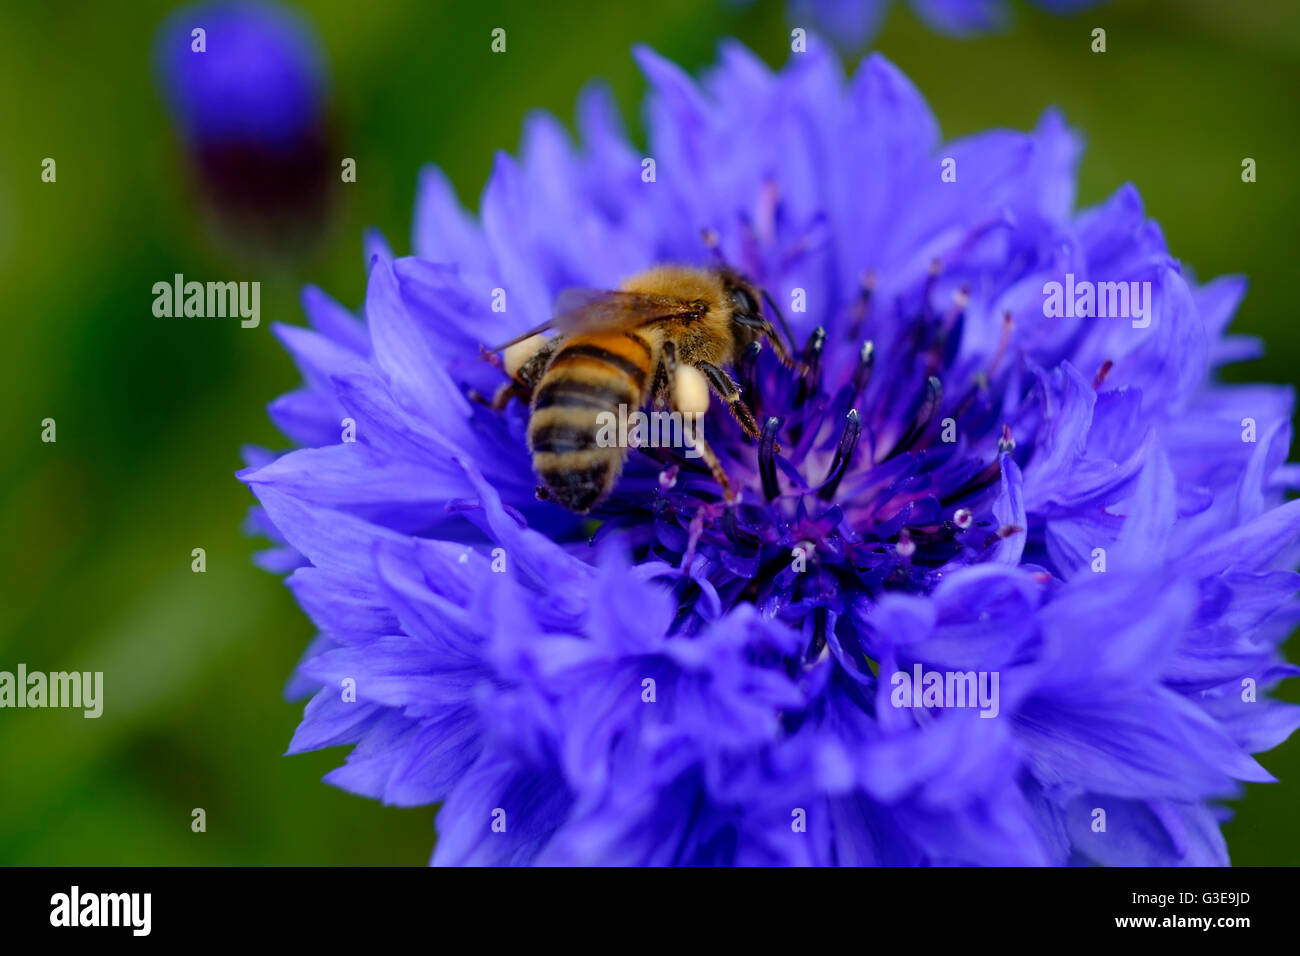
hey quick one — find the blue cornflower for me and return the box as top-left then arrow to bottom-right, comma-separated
241,42 -> 1300,865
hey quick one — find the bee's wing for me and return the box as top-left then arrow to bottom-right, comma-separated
483,317 -> 563,354
551,287 -> 700,332
485,288 -> 698,352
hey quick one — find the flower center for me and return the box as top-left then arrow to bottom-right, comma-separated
615,259 -> 1033,646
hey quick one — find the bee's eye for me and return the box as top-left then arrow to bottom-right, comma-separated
730,287 -> 759,316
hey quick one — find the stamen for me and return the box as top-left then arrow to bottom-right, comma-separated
738,340 -> 762,414
989,312 -> 1013,377
998,424 -> 1015,454
982,523 -> 1024,549
915,375 -> 942,430
847,272 -> 875,338
790,326 -> 826,443
680,506 -> 707,574
882,376 -> 942,460
794,326 -> 826,401
953,507 -> 973,529
760,289 -> 799,362
896,528 -> 916,558
819,409 -> 861,501
659,465 -> 679,491
1093,359 -> 1113,390
850,340 -> 875,401
907,523 -> 954,546
759,416 -> 782,501
941,458 -> 1002,505
934,287 -> 969,373
949,371 -> 987,423
950,286 -> 970,316
803,606 -> 829,664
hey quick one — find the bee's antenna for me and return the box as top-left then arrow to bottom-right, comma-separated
760,288 -> 799,361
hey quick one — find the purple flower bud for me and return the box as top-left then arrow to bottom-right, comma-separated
155,1 -> 334,240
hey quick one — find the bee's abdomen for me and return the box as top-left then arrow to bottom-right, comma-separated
528,332 -> 653,512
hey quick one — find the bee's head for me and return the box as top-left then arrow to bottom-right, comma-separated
712,266 -> 797,368
716,268 -> 761,319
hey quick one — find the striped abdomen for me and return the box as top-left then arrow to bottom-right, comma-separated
528,331 -> 655,512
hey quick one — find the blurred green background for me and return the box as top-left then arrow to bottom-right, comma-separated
1,0 -> 1297,865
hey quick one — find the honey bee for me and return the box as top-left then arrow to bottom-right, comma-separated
485,265 -> 793,512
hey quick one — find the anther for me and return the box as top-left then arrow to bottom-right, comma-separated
989,312 -> 1013,376
941,458 -> 1002,505
796,326 -> 826,390
1093,359 -> 1113,390
738,340 -> 762,412
759,416 -> 783,501
819,409 -> 861,501
882,376 -> 942,460
915,375 -> 942,430
851,340 -> 875,399
848,272 -> 875,338
896,529 -> 916,559
940,286 -> 969,340
803,606 -> 830,664
981,524 -> 1023,549
953,507 -> 973,529
998,424 -> 1015,454
922,260 -> 942,319
790,326 -> 826,443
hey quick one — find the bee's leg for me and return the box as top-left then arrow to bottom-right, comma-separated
511,336 -> 560,393
683,430 -> 735,504
649,359 -> 670,411
662,342 -> 737,504
694,361 -> 760,441
470,377 -> 533,409
482,381 -> 526,410
759,293 -> 802,368
734,312 -> 795,369
472,336 -> 561,408
468,385 -> 500,407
